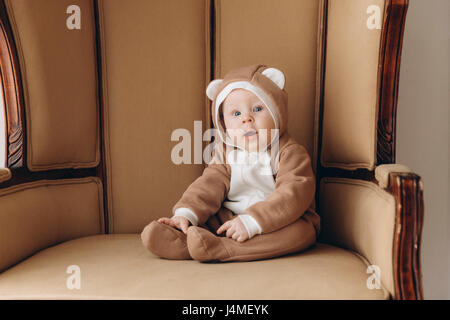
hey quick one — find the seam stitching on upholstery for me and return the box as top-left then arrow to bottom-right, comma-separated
97,0 -> 114,233
0,177 -> 100,197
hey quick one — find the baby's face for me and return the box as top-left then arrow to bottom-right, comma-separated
222,89 -> 275,152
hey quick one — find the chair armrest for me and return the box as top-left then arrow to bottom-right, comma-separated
319,177 -> 396,298
319,166 -> 424,300
0,176 -> 104,273
375,164 -> 424,300
374,164 -> 411,189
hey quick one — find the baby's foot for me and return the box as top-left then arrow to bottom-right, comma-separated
141,221 -> 191,260
186,226 -> 232,262
187,220 -> 317,262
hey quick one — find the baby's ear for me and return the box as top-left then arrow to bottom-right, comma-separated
261,68 -> 285,90
206,79 -> 223,100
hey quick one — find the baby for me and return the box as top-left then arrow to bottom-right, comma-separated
141,64 -> 321,262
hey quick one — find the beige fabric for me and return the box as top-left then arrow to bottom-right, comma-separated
0,177 -> 104,273
5,0 -> 100,171
375,164 -> 412,189
98,0 -> 208,233
0,169 -> 11,183
319,178 -> 395,297
321,0 -> 385,170
215,0 -> 321,162
0,235 -> 388,299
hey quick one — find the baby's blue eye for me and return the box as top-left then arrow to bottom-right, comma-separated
233,111 -> 241,116
254,106 -> 263,112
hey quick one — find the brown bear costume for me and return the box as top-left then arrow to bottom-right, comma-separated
141,64 -> 320,262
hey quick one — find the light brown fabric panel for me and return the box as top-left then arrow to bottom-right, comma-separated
321,0 -> 385,170
0,177 -> 104,273
0,235 -> 388,299
98,0 -> 208,233
5,0 -> 99,171
319,178 -> 395,297
215,0 -> 320,159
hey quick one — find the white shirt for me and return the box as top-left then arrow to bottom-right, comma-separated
174,149 -> 276,239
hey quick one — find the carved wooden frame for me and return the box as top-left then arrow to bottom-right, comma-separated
378,0 -> 424,300
0,0 -> 24,169
377,0 -> 409,164
388,172 -> 424,299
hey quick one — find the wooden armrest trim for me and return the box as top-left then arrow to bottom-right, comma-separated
387,172 -> 424,300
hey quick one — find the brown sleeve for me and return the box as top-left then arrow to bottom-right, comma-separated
172,163 -> 230,226
245,144 -> 316,234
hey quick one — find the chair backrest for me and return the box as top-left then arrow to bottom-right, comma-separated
2,0 -> 394,234
3,0 -> 99,171
321,0 -> 387,171
97,0 -> 324,233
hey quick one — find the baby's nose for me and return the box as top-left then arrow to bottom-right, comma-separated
242,116 -> 253,123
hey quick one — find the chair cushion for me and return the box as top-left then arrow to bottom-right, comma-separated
0,234 -> 389,299
0,177 -> 104,273
5,0 -> 100,171
319,178 -> 396,296
321,0 -> 385,170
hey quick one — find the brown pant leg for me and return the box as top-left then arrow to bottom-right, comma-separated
219,212 -> 318,262
189,210 -> 318,262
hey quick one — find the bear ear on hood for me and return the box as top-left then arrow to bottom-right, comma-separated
261,67 -> 285,90
206,79 -> 223,101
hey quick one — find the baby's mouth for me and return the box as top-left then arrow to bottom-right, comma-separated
243,130 -> 257,137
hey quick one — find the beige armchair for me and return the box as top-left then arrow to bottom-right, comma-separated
0,0 -> 423,299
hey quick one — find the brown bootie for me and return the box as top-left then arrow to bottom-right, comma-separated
186,217 -> 317,262
141,221 -> 192,260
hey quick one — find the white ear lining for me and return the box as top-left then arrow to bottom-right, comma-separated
261,68 -> 285,90
206,79 -> 223,100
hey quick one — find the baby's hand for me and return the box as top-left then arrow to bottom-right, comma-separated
217,217 -> 249,242
158,216 -> 190,234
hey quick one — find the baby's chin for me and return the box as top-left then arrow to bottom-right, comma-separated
237,139 -> 269,153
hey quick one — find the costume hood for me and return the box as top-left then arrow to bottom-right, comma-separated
206,64 -> 288,152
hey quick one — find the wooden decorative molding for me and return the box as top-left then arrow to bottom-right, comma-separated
388,172 -> 424,300
0,0 -> 25,168
376,0 -> 409,164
